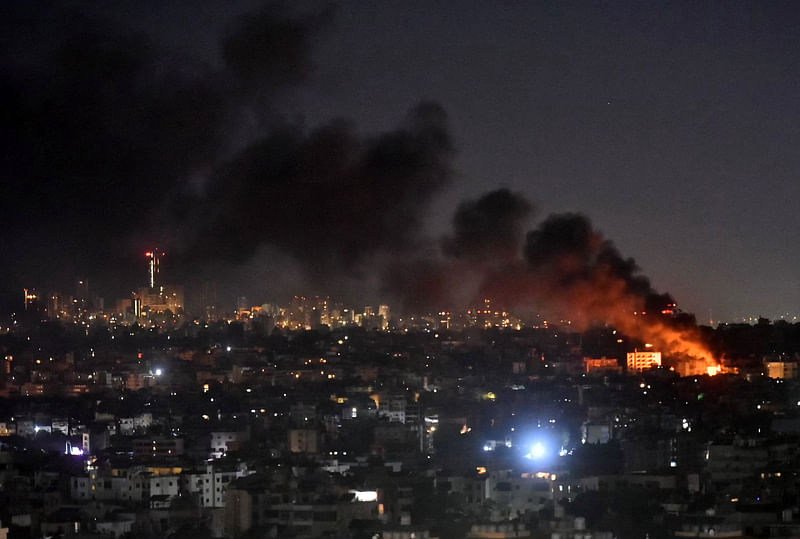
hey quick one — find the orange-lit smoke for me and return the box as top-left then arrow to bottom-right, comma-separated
479,212 -> 720,377
494,274 -> 720,376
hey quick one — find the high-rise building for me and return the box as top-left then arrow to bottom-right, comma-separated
135,250 -> 184,321
73,279 -> 90,315
314,296 -> 330,326
144,250 -> 163,288
289,296 -> 312,329
200,281 -> 218,321
378,305 -> 391,330
138,285 -> 184,315
47,293 -> 62,319
132,295 -> 143,318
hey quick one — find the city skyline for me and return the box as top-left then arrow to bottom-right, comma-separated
2,1 -> 800,324
5,4 -> 800,538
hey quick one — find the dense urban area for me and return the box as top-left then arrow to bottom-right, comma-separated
5,1 -> 800,538
2,271 -> 800,539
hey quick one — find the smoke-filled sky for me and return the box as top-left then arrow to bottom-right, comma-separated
2,0 -> 800,322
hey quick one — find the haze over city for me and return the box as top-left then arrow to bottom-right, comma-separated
3,1 -> 800,323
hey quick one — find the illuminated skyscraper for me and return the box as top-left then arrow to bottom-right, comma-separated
137,250 -> 184,320
132,294 -> 143,318
378,304 -> 391,330
145,250 -> 163,288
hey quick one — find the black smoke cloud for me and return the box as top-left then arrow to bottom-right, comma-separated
382,188 -> 533,313
443,187 -> 533,262
222,6 -> 332,87
0,0 -> 700,344
522,213 -> 674,314
382,190 -> 677,322
0,1 -> 454,309
185,101 -> 453,274
383,190 -> 714,371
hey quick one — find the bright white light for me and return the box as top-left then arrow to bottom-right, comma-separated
483,444 -> 492,452
350,490 -> 378,502
531,442 -> 546,458
226,346 -> 232,352
155,368 -> 163,376
527,442 -> 546,460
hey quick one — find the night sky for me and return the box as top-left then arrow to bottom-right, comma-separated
2,1 -> 799,322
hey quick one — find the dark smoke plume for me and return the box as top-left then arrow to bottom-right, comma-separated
383,188 -> 533,313
0,2 -> 452,307
380,190 -> 716,373
185,102 -> 453,274
0,3 -> 718,376
443,188 -> 533,262
222,6 -> 332,87
481,211 -> 715,372
522,213 -> 674,314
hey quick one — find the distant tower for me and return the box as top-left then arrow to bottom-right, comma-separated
132,293 -> 143,318
48,293 -> 62,319
75,280 -> 89,313
23,288 -> 38,311
200,281 -> 217,321
145,250 -> 163,288
76,280 -> 89,302
378,304 -> 391,330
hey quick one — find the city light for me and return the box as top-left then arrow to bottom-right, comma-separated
350,490 -> 378,502
527,442 -> 547,460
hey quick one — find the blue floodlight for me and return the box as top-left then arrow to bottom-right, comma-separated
529,442 -> 546,459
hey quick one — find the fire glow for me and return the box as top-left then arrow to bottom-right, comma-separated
477,212 -> 724,378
